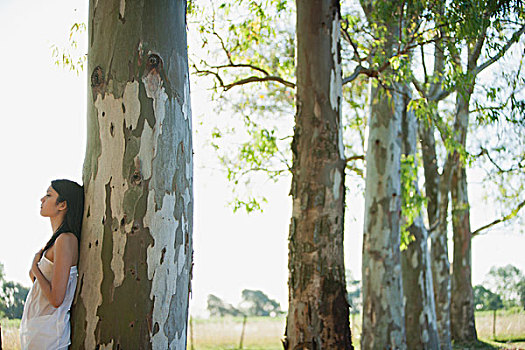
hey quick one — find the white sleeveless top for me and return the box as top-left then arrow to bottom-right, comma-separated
20,254 -> 78,350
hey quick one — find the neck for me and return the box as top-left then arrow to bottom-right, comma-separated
50,215 -> 65,233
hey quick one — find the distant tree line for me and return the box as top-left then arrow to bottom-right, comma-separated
205,264 -> 524,319
474,264 -> 525,311
0,263 -> 29,319
207,289 -> 284,317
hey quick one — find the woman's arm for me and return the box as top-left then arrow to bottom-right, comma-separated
31,233 -> 77,308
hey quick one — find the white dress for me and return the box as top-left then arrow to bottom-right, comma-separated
20,254 -> 77,350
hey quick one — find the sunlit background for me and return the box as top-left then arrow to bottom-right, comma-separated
0,0 -> 524,318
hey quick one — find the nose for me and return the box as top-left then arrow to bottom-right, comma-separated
41,196 -> 45,203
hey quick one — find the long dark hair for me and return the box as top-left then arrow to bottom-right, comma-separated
43,179 -> 85,252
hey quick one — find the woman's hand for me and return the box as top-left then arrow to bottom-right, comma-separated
31,234 -> 78,307
30,249 -> 44,280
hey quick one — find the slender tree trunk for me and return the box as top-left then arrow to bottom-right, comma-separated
449,70 -> 477,342
450,165 -> 477,342
284,0 -> 352,348
416,6 -> 454,346
400,91 -> 440,350
71,1 -> 193,349
420,125 -> 453,350
492,310 -> 496,339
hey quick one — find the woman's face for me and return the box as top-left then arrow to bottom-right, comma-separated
40,186 -> 66,217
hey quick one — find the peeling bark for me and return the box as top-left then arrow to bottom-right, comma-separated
400,90 -> 440,350
71,1 -> 193,349
284,0 -> 352,348
361,81 -> 405,350
420,125 -> 453,350
360,2 -> 406,349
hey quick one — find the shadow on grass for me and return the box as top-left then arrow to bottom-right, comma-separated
454,339 -> 525,349
453,339 -> 500,349
494,337 -> 525,343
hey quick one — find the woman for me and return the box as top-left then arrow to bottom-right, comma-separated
20,179 -> 84,350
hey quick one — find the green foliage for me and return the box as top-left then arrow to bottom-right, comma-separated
206,294 -> 243,317
206,289 -> 283,317
469,52 -> 525,229
400,154 -> 427,249
345,270 -> 361,314
189,0 -> 297,212
519,280 -> 525,309
191,0 -> 373,212
485,265 -> 525,308
341,78 -> 368,181
0,263 -> 30,319
230,196 -> 267,213
190,0 -> 525,227
238,289 -> 283,317
473,285 -> 504,311
0,281 -> 29,319
50,22 -> 86,75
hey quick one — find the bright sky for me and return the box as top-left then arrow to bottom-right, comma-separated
0,0 -> 524,317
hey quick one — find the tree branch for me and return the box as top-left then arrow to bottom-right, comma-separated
478,147 -> 524,173
209,63 -> 271,76
343,65 -> 371,85
411,77 -> 427,98
472,199 -> 525,237
342,19 -> 363,64
421,44 -> 428,84
474,24 -> 525,76
193,62 -> 295,91
224,75 -> 295,90
346,155 -> 365,162
344,35 -> 439,87
468,23 -> 489,72
433,88 -> 453,102
193,65 -> 225,88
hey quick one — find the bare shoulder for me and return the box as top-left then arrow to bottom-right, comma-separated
55,233 -> 79,253
54,233 -> 78,266
56,232 -> 78,246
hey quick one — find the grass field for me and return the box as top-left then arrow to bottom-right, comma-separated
1,311 -> 523,349
0,319 -> 20,350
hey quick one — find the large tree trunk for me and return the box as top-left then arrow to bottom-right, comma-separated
400,91 -> 440,350
71,1 -> 193,349
360,2 -> 406,349
420,124 -> 453,350
361,81 -> 405,350
284,0 -> 352,348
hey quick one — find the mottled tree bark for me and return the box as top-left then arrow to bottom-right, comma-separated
284,0 -> 352,348
361,82 -> 405,350
359,2 -> 406,349
400,91 -> 440,350
416,9 -> 454,344
71,1 -> 193,349
420,124 -> 453,350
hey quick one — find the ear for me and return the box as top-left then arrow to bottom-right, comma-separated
57,201 -> 68,211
